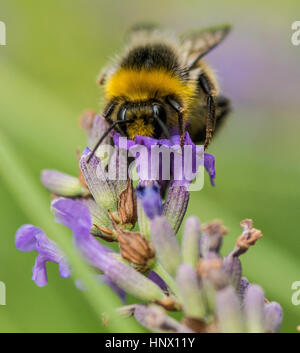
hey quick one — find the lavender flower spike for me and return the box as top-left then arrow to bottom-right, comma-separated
41,170 -> 87,197
52,198 -> 165,302
15,225 -> 71,286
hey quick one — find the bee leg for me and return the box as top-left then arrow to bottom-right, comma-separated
198,73 -> 217,150
190,95 -> 231,144
165,96 -> 185,147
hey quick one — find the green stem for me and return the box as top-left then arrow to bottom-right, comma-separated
0,129 -> 142,333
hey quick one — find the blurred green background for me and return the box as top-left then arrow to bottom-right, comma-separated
0,0 -> 299,332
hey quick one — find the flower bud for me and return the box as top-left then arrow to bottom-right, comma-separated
118,178 -> 137,226
133,304 -> 193,333
110,212 -> 154,270
264,302 -> 283,333
151,216 -> 181,277
163,184 -> 189,234
244,284 -> 265,333
41,170 -> 87,197
182,216 -> 201,267
80,149 -> 118,211
200,220 -> 227,256
177,264 -> 206,319
216,286 -> 244,333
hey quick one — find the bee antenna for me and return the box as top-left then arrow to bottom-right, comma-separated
152,105 -> 173,144
87,119 -> 132,163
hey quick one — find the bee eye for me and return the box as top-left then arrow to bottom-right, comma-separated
152,104 -> 166,122
118,106 -> 127,121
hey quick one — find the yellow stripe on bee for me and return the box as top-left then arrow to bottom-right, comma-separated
105,68 -> 195,106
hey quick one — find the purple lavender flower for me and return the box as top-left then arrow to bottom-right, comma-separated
15,225 -> 71,286
15,112 -> 283,333
136,184 -> 163,220
51,198 -> 165,302
140,199 -> 282,333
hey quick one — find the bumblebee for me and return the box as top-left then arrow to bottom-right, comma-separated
88,24 -> 231,161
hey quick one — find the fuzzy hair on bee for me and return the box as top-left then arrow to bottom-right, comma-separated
88,23 -> 232,162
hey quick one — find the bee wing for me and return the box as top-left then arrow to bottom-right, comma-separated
180,24 -> 231,70
126,23 -> 163,43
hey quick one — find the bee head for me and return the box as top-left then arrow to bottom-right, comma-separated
117,101 -> 167,140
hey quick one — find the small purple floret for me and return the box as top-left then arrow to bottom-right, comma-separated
15,224 -> 71,286
136,184 -> 163,220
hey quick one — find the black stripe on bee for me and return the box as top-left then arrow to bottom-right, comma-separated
121,44 -> 188,81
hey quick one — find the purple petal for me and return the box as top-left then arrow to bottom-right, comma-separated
34,231 -> 71,286
15,223 -> 71,286
204,153 -> 216,186
32,254 -> 48,287
148,270 -> 168,292
15,224 -> 42,252
52,197 -> 92,236
58,258 -> 72,278
136,184 -> 163,220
